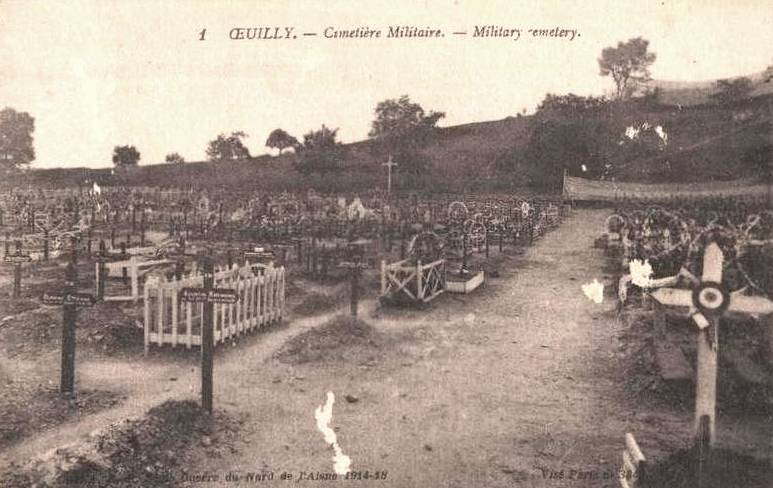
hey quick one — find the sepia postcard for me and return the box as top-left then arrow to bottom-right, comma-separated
1,1 -> 772,486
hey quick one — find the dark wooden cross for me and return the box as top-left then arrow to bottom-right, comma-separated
41,259 -> 97,397
338,249 -> 370,317
4,240 -> 31,298
179,251 -> 238,414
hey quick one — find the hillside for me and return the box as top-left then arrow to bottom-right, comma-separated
4,88 -> 771,195
647,69 -> 773,107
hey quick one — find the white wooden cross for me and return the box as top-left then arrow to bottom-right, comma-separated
382,155 -> 398,196
649,242 -> 773,447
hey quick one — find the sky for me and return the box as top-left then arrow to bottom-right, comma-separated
1,0 -> 772,169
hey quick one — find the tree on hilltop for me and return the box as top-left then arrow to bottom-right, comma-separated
206,131 -> 251,161
598,37 -> 656,99
368,95 -> 444,175
293,125 -> 343,174
112,145 -> 140,168
165,152 -> 185,164
265,128 -> 299,154
0,107 -> 35,172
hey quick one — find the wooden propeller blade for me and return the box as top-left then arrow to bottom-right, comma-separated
692,312 -> 710,330
728,294 -> 773,316
650,288 -> 693,308
702,242 -> 723,283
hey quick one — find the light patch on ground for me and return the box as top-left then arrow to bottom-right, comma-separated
314,391 -> 351,475
581,279 -> 604,304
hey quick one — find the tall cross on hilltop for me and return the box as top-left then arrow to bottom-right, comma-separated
382,155 -> 398,197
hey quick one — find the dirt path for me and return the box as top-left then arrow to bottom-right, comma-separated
13,209 -> 763,486
172,209 -> 692,488
0,303 -> 371,469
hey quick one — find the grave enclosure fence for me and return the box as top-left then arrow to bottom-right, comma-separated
143,262 -> 286,354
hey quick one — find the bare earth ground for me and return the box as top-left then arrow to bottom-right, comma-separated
171,209 -> 686,488
1,209 -> 771,487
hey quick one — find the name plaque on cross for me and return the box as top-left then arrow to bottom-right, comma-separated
179,287 -> 239,304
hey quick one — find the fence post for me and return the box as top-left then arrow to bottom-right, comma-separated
143,274 -> 151,355
130,256 -> 139,302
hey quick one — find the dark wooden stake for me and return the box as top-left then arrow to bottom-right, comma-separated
350,269 -> 360,317
43,229 -> 50,261
60,261 -> 77,396
96,240 -> 106,300
13,241 -> 23,298
201,251 -> 214,414
140,210 -> 146,247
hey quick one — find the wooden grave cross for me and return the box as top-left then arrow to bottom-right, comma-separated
179,252 -> 239,414
41,260 -> 97,396
338,256 -> 370,317
649,242 -> 773,450
4,240 -> 32,298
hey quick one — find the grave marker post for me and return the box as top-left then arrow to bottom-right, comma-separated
339,257 -> 370,317
5,240 -> 31,298
43,228 -> 49,261
178,249 -> 238,414
96,240 -> 107,300
140,207 -> 146,247
650,242 -> 773,452
60,261 -> 77,396
41,259 -> 97,397
201,251 -> 214,414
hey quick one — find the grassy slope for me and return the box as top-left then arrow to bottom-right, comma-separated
7,86 -> 772,194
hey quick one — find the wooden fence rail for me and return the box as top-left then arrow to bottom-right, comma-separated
381,258 -> 446,303
143,262 -> 285,354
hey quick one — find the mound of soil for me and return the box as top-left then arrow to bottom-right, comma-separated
275,315 -> 385,364
0,298 -> 39,317
0,400 -> 240,488
641,447 -> 773,488
79,303 -> 144,355
291,291 -> 343,317
0,301 -> 142,358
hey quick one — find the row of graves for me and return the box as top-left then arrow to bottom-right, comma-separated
1,185 -> 564,415
1,222 -> 288,416
379,198 -> 564,304
595,199 -> 773,487
2,184 -> 564,254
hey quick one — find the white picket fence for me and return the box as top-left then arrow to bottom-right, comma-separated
143,263 -> 286,354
